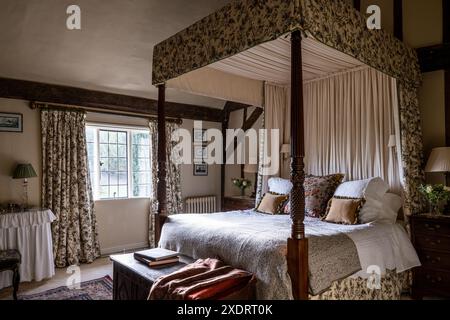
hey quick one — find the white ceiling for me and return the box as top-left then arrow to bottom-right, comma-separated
0,0 -> 232,108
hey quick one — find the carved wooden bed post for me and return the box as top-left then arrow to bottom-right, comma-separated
287,30 -> 309,300
155,83 -> 167,244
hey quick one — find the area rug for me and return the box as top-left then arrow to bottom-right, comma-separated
19,276 -> 113,300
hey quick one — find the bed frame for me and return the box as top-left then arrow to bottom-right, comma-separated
151,0 -> 424,300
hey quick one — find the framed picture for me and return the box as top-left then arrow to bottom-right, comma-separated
193,163 -> 208,176
194,145 -> 207,161
0,112 -> 23,132
193,128 -> 207,143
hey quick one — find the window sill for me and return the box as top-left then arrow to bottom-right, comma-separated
94,197 -> 151,202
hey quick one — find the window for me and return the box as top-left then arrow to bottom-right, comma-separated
86,125 -> 152,200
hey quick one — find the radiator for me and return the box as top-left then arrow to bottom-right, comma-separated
184,195 -> 217,213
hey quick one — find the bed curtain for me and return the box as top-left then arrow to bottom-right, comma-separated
304,66 -> 403,193
148,120 -> 182,247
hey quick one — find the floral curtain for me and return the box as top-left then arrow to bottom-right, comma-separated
41,108 -> 101,268
148,120 -> 182,247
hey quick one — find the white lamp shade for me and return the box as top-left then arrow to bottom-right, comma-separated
425,147 -> 450,173
243,164 -> 258,173
280,144 -> 290,154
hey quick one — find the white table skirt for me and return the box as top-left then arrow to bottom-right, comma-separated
0,209 -> 56,290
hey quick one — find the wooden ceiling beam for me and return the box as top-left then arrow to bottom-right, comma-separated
0,77 -> 223,122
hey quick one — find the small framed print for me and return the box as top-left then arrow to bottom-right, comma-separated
193,128 -> 207,143
0,112 -> 23,132
193,163 -> 208,176
194,145 -> 207,161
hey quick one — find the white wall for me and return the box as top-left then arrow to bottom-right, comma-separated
224,107 -> 263,197
180,119 -> 222,207
0,99 -> 41,206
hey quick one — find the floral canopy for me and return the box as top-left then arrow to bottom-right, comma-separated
152,0 -> 425,214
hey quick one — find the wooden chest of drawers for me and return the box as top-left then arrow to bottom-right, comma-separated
411,214 -> 450,299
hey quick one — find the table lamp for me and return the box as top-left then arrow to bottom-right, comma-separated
13,163 -> 37,210
425,147 -> 450,214
425,147 -> 450,181
244,164 -> 258,198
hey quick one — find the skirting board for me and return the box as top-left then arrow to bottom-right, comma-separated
100,241 -> 149,256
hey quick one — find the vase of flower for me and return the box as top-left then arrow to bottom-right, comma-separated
419,184 -> 450,215
232,178 -> 252,197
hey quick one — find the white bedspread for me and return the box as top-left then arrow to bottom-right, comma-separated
159,210 -> 420,299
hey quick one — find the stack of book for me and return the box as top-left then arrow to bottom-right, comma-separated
133,248 -> 180,268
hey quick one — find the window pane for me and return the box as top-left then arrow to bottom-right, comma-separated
100,172 -> 109,186
100,186 -> 109,198
109,172 -> 118,185
118,132 -> 127,144
109,158 -> 118,171
138,146 -> 150,158
100,158 -> 108,171
119,172 -> 127,185
118,144 -> 126,157
118,185 -> 128,198
99,144 -> 108,157
99,131 -> 108,143
96,129 -> 129,199
109,144 -> 117,157
118,158 -> 127,171
109,185 -> 118,198
109,131 -> 117,143
131,131 -> 151,198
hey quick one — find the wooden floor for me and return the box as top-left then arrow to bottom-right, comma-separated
0,257 -> 113,300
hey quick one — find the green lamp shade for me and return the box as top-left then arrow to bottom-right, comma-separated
13,164 -> 37,179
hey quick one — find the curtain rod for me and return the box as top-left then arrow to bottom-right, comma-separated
29,101 -> 183,124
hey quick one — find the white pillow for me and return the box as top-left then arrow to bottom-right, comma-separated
334,177 -> 389,199
268,177 -> 293,195
334,178 -> 390,224
382,193 -> 403,213
377,193 -> 403,223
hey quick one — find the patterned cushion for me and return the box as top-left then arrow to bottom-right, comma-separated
304,174 -> 344,217
283,174 -> 344,217
322,196 -> 365,225
256,192 -> 289,215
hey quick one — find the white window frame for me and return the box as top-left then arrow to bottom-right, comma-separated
86,123 -> 152,201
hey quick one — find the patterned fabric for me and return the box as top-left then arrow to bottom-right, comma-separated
152,0 -> 425,214
41,108 -> 100,268
398,83 -> 426,215
303,174 -> 344,217
148,120 -> 182,247
322,196 -> 366,225
311,270 -> 408,300
255,192 -> 289,215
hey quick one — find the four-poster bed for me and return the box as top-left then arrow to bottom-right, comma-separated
151,0 -> 425,300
